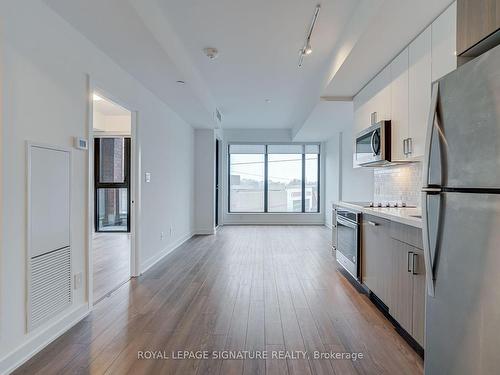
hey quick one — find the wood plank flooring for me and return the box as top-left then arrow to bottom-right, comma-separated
93,233 -> 131,303
15,226 -> 423,375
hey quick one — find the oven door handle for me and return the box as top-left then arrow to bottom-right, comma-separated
336,216 -> 358,229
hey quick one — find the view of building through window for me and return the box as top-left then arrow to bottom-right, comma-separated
229,144 -> 319,213
229,153 -> 265,212
268,154 -> 302,212
95,137 -> 130,231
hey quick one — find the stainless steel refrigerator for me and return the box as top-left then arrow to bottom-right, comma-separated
422,44 -> 500,374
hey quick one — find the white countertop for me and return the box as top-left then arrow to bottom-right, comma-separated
335,201 -> 422,229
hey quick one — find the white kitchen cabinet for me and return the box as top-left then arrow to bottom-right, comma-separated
409,26 -> 432,158
390,47 -> 409,161
352,65 -> 392,167
432,2 -> 457,82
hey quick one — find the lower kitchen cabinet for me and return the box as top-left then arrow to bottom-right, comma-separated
412,248 -> 426,346
389,239 -> 413,334
362,217 -> 426,348
362,215 -> 392,307
389,240 -> 426,347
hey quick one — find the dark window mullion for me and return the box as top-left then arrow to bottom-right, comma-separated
227,146 -> 231,213
316,153 -> 320,213
264,146 -> 268,213
301,153 -> 306,213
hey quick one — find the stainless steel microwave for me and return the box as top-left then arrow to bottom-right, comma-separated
355,120 -> 391,166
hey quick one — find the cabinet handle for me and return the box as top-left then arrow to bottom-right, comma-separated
367,221 -> 379,226
407,137 -> 413,155
407,251 -> 414,273
403,139 -> 408,155
412,253 -> 418,275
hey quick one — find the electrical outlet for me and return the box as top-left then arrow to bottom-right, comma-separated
74,273 -> 82,289
170,225 -> 173,236
160,231 -> 165,240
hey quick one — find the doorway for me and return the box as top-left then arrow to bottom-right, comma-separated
91,92 -> 133,304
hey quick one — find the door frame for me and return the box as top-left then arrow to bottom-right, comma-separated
215,137 -> 223,228
87,77 -> 141,309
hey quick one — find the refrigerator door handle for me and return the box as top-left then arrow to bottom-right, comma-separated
423,82 -> 440,187
422,82 -> 441,297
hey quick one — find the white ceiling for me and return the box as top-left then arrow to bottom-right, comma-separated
322,0 -> 455,98
45,0 -> 454,136
157,0 -> 360,129
293,100 -> 353,142
93,95 -> 131,116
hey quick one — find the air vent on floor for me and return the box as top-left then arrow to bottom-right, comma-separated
28,246 -> 72,331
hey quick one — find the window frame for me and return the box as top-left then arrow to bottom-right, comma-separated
227,143 -> 320,214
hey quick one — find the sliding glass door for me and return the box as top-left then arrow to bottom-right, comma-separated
94,137 -> 131,232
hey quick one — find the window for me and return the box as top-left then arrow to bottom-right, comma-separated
228,144 -> 320,213
305,149 -> 319,212
268,154 -> 302,212
229,145 -> 266,212
94,137 -> 131,232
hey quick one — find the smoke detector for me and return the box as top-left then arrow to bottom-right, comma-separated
203,47 -> 219,60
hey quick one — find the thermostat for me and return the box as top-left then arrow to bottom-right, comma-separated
74,137 -> 88,150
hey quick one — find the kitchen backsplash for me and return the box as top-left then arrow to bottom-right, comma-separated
374,162 -> 423,207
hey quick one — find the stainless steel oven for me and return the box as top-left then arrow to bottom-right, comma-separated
355,120 -> 391,166
335,208 -> 360,280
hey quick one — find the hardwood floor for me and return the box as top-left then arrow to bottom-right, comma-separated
93,233 -> 131,303
15,226 -> 423,375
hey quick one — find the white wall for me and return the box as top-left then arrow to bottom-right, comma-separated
221,129 -> 324,225
0,1 -> 195,372
194,129 -> 215,234
93,113 -> 132,134
340,127 -> 374,202
324,134 -> 341,228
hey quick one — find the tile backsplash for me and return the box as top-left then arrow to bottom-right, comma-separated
374,162 -> 423,207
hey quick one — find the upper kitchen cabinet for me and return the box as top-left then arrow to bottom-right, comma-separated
409,26 -> 432,158
432,2 -> 457,81
352,65 -> 391,167
390,47 -> 410,161
457,0 -> 500,57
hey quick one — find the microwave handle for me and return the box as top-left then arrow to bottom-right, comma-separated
370,130 -> 377,156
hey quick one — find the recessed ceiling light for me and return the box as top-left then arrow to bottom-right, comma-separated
93,93 -> 103,101
203,47 -> 219,60
176,80 -> 186,85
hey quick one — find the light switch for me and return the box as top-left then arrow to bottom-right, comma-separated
145,172 -> 151,183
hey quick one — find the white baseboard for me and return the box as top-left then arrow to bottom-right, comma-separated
140,232 -> 194,274
0,304 -> 89,375
223,223 -> 325,226
195,228 -> 215,235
